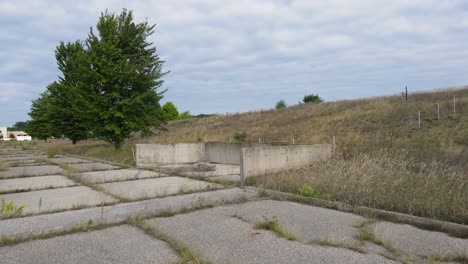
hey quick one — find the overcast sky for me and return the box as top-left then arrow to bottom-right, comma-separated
1,0 -> 468,126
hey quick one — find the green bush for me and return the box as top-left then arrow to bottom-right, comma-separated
275,99 -> 287,109
232,132 -> 247,143
297,184 -> 331,200
303,94 -> 324,104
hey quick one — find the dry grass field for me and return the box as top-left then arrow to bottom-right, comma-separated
33,87 -> 468,223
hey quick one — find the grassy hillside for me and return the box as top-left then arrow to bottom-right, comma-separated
155,87 -> 468,167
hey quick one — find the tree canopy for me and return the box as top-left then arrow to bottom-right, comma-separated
162,102 -> 179,121
26,9 -> 166,149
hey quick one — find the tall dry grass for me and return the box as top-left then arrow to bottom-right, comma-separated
35,140 -> 135,166
246,150 -> 467,224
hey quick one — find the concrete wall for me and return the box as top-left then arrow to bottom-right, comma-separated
204,142 -> 270,165
240,144 -> 332,181
135,143 -> 204,167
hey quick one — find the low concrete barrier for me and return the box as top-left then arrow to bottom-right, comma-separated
135,143 -> 204,167
240,144 -> 332,181
205,142 -> 270,165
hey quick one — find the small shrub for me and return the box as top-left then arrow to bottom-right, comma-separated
232,132 -> 247,143
303,94 -> 324,104
297,184 -> 331,200
275,99 -> 287,109
47,148 -> 57,158
0,198 -> 25,219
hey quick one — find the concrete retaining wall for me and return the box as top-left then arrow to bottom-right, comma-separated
205,142 -> 270,165
240,144 -> 332,181
135,143 -> 204,167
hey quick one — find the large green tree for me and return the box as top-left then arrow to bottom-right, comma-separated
47,41 -> 89,144
79,9 -> 166,149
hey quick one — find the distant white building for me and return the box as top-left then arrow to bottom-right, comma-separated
0,127 -> 32,141
0,127 -> 7,140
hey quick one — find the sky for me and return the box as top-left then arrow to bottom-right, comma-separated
1,0 -> 468,126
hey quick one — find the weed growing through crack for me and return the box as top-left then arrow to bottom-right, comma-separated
310,237 -> 366,253
428,252 -> 468,264
38,197 -> 42,212
255,215 -> 298,241
0,197 -> 25,219
129,216 -> 211,264
0,160 -> 7,171
47,149 -> 57,159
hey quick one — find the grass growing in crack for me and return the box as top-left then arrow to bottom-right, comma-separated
428,252 -> 468,264
129,216 -> 211,264
47,148 -> 57,159
58,164 -> 79,177
310,237 -> 366,253
0,197 -> 25,219
371,232 -> 398,255
254,215 -> 298,241
0,160 -> 7,171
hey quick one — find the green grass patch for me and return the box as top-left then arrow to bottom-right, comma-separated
255,215 -> 298,241
0,197 -> 25,219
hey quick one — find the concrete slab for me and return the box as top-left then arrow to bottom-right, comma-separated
48,157 -> 92,164
0,188 -> 253,239
78,169 -> 164,184
0,225 -> 180,264
1,186 -> 118,215
0,155 -> 47,161
145,206 -> 396,264
69,162 -> 119,172
98,177 -> 221,201
5,159 -> 44,165
0,175 -> 77,194
371,221 -> 468,257
0,165 -> 64,179
205,200 -> 364,244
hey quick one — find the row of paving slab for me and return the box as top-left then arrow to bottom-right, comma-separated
0,145 -> 466,263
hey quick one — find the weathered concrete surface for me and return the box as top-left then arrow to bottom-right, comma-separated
371,221 -> 468,257
145,203 -> 396,264
78,169 -> 164,184
241,144 -> 332,179
0,155 -> 47,161
136,143 -> 204,166
68,162 -> 119,172
5,159 -> 47,166
98,177 -> 221,201
206,200 -> 364,244
0,188 -> 252,239
0,175 -> 77,193
1,186 -> 118,215
0,165 -> 64,179
48,157 -> 92,164
0,225 -> 180,264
